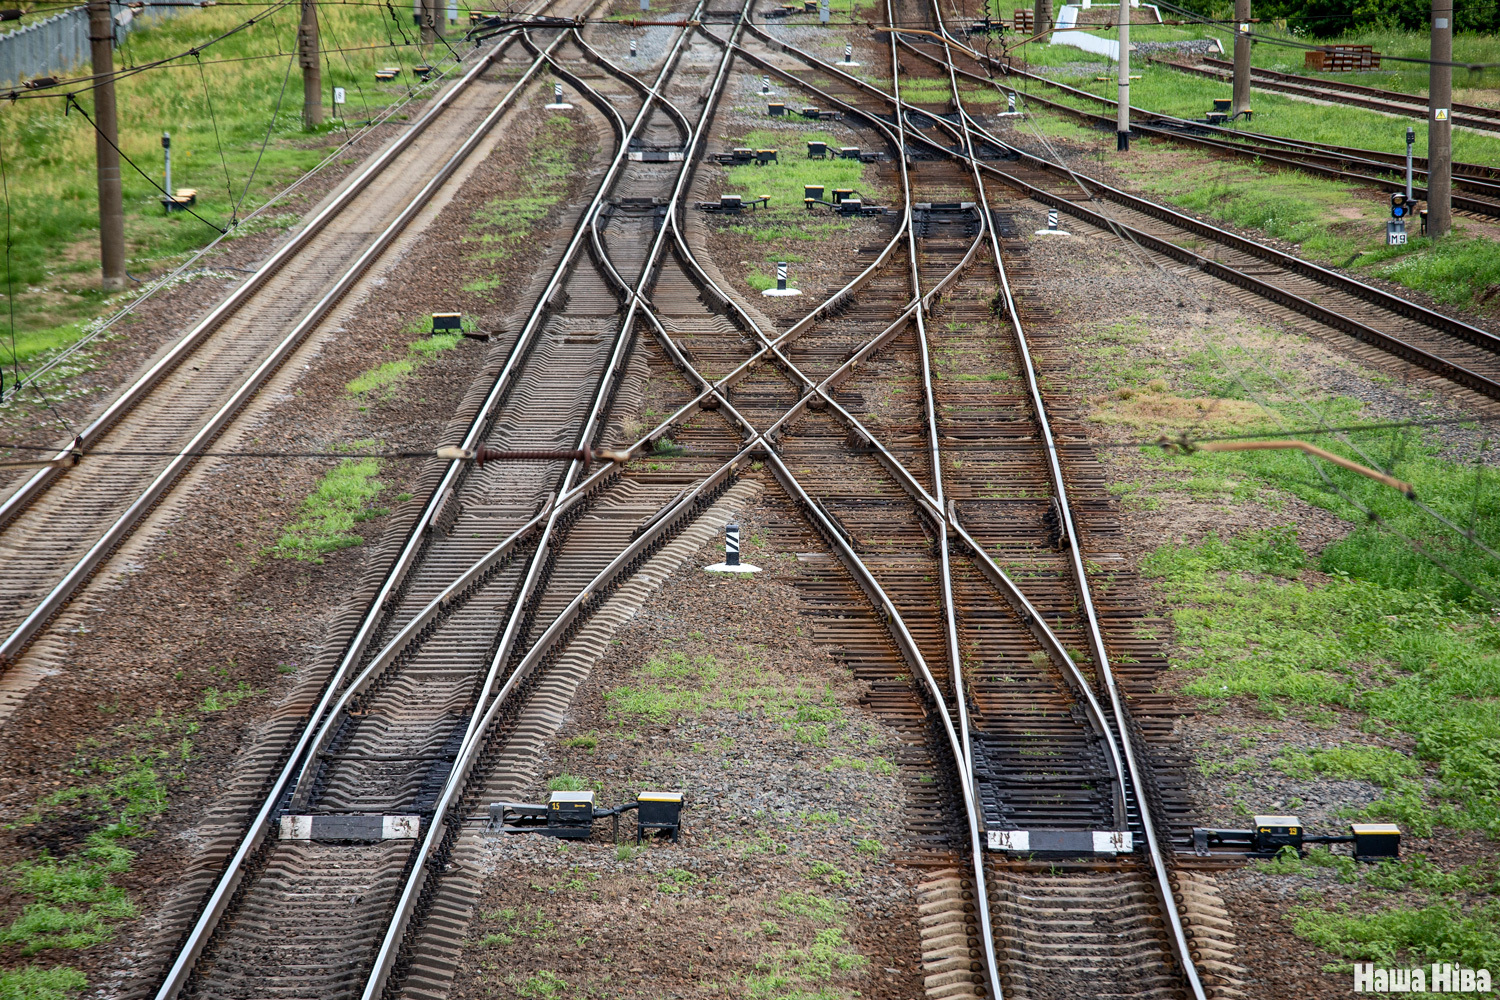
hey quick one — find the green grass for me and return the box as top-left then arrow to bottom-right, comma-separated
721,129 -> 883,221
603,649 -> 849,745
1017,49 -> 1500,165
460,114 -> 580,295
267,451 -> 387,562
345,332 -> 461,396
1144,524 -> 1500,836
0,966 -> 88,1000
0,1 -> 461,349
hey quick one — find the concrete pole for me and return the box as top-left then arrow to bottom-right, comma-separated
421,0 -> 439,44
1116,1 -> 1130,150
87,0 -> 125,290
1428,0 -> 1452,237
1032,0 -> 1052,37
1232,0 -> 1250,116
299,0 -> 322,128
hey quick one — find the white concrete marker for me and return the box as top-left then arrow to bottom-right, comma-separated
705,523 -> 760,573
1034,208 -> 1070,236
837,42 -> 859,66
546,82 -> 573,110
762,260 -> 803,297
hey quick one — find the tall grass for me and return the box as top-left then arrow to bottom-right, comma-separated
0,0 -> 470,354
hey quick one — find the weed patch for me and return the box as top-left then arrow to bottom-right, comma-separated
1145,526 -> 1500,836
268,451 -> 386,562
0,966 -> 88,1000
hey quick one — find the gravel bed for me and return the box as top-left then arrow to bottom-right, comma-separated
0,99 -> 605,994
447,492 -> 931,1000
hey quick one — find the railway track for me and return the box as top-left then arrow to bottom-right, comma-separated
986,58 -> 1500,217
740,27 -> 1500,403
1172,55 -> 1500,135
0,22 -> 564,672
146,7 -> 771,998
43,4 -> 1491,999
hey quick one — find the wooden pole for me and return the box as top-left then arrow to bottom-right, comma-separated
1232,0 -> 1250,116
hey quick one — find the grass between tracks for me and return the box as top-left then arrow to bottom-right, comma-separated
0,1 -> 467,377
0,697 -> 271,997
1084,313 -> 1500,972
1009,23 -> 1500,103
1003,96 -> 1500,309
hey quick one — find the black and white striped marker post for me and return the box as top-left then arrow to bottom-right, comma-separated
837,42 -> 858,66
630,39 -> 637,57
546,82 -> 573,110
761,260 -> 802,297
761,75 -> 771,95
706,523 -> 760,573
1034,207 -> 1070,236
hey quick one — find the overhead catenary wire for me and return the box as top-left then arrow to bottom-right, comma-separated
952,29 -> 1500,599
0,45 -> 468,403
64,94 -> 228,233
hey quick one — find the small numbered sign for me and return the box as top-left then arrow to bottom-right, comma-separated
333,86 -> 346,105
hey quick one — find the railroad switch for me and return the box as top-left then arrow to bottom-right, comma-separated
486,791 -> 686,842
1191,815 -> 1402,861
754,148 -> 779,165
807,140 -> 828,159
714,147 -> 756,165
795,107 -> 842,122
431,312 -> 462,335
965,15 -> 1003,34
628,143 -> 686,163
767,102 -> 786,116
695,193 -> 770,214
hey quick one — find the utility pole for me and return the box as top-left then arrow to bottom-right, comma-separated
1116,0 -> 1130,150
1232,0 -> 1251,117
299,0 -> 322,128
87,0 -> 125,291
421,0 -> 439,44
1032,0 -> 1052,38
1428,0 -> 1452,236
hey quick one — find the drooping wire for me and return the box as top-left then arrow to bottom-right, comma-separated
64,94 -> 228,234
236,47 -> 299,220
316,2 -> 374,128
195,51 -> 238,221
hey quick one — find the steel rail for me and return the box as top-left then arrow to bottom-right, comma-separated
0,32 -> 515,532
146,21 -> 622,999
756,24 -> 1209,997
919,46 -> 1500,216
0,30 -> 549,669
780,28 -> 1500,358
994,54 -> 1500,179
1199,55 -> 1500,124
1168,56 -> 1500,133
748,29 -> 1500,402
354,9 -> 750,997
932,26 -> 1212,1000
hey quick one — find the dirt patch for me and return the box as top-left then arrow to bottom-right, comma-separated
448,487 -> 932,1000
